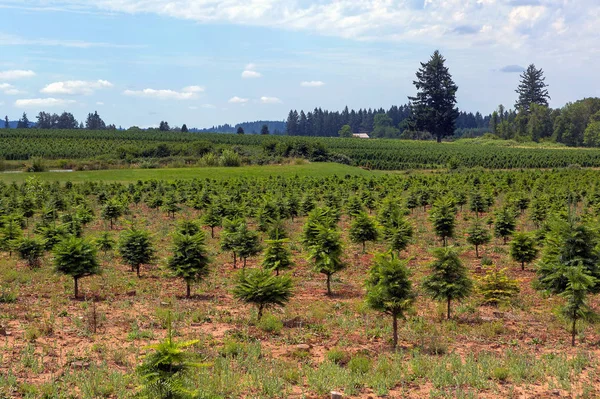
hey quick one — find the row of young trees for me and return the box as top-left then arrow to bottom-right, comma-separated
2,173 -> 598,348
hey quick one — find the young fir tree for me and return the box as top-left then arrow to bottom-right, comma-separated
510,232 -> 538,270
101,199 -> 123,230
167,232 -> 210,298
477,267 -> 520,306
345,196 -> 365,218
429,198 -> 457,246
494,207 -> 517,244
469,191 -> 489,217
537,219 -> 600,294
15,237 -> 45,269
162,194 -> 180,219
408,50 -> 459,142
234,222 -> 262,268
53,236 -> 101,299
220,218 -> 242,268
308,225 -> 346,296
262,237 -> 293,275
466,219 -> 491,258
201,206 -> 222,238
0,216 -> 23,256
96,231 -> 115,254
422,247 -> 473,319
233,269 -> 293,321
118,227 -> 155,277
349,212 -> 379,253
365,252 -> 415,349
560,266 -> 597,346
385,216 -> 414,256
137,325 -> 204,398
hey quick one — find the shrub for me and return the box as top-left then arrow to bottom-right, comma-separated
219,149 -> 241,167
348,355 -> 371,374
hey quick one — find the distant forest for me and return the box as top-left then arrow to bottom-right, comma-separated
285,105 -> 491,139
192,121 -> 286,135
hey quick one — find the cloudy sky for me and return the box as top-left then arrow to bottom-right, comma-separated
0,0 -> 598,128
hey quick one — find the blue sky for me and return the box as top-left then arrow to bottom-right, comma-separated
0,0 -> 598,128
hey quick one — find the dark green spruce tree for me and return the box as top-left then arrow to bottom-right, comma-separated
515,64 -> 550,112
408,50 -> 459,142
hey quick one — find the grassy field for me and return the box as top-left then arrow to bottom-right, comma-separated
0,162 -> 381,183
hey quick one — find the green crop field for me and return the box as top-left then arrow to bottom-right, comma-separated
4,128 -> 600,170
0,162 -> 381,183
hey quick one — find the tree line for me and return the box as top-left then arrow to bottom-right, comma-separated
286,103 -> 490,139
3,111 -> 116,130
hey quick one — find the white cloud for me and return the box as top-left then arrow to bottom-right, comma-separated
96,101 -> 104,105
33,0 -> 600,54
228,96 -> 248,104
41,79 -> 113,95
260,96 -> 282,104
4,88 -> 22,95
201,104 -> 216,109
0,32 -> 144,49
123,87 -> 201,100
0,83 -> 24,95
0,70 -> 35,80
15,98 -> 76,108
242,70 -> 262,78
301,80 -> 325,87
182,85 -> 204,93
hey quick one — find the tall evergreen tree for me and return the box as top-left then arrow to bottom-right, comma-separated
16,112 -> 29,129
408,50 -> 459,142
515,64 -> 550,112
86,111 -> 106,130
260,124 -> 270,135
3,116 -> 8,129
286,110 -> 299,135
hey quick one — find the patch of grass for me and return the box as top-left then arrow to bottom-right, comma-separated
257,314 -> 283,334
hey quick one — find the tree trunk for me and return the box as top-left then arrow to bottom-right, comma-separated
136,265 -> 141,278
392,313 -> 398,349
362,241 -> 366,254
447,297 -> 451,319
326,274 -> 332,296
243,257 -> 247,268
475,244 -> 479,258
436,135 -> 442,143
110,219 -> 113,230
572,311 -> 577,347
210,226 -> 214,238
258,304 -> 264,321
276,269 -> 279,276
74,277 -> 79,299
504,236 -> 508,245
233,253 -> 237,269
521,261 -> 525,271
186,281 -> 191,298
